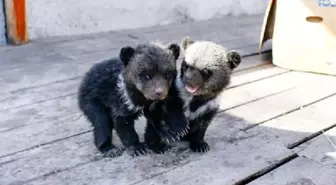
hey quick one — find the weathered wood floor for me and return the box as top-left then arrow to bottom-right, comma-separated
0,14 -> 335,185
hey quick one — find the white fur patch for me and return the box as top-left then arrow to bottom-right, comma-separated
117,74 -> 142,112
187,98 -> 219,121
184,41 -> 228,70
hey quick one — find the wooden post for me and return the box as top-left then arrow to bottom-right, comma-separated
4,0 -> 28,45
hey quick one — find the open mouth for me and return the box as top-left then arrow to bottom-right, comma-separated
185,85 -> 200,94
149,96 -> 166,101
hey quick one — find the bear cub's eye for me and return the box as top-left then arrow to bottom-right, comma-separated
201,69 -> 212,78
141,73 -> 152,80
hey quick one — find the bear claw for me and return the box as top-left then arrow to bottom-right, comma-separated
126,143 -> 149,157
190,141 -> 210,153
102,145 -> 124,158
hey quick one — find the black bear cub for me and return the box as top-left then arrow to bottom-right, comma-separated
78,42 -> 187,157
145,37 -> 241,154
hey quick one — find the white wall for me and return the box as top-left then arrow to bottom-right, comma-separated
0,0 -> 6,44
26,0 -> 269,40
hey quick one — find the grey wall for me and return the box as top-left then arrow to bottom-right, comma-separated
0,0 -> 269,44
26,0 -> 269,40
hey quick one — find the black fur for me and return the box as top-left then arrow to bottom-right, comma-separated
144,82 -> 189,154
181,96 -> 218,153
227,51 -> 241,69
78,43 -> 181,157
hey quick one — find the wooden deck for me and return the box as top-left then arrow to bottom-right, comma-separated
0,14 -> 335,185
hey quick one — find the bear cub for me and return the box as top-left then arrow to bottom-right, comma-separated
178,36 -> 241,153
77,42 -> 188,157
145,36 -> 241,154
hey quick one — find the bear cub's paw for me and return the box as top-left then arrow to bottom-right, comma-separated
157,120 -> 189,145
102,145 -> 125,158
157,125 -> 189,145
126,142 -> 149,157
167,122 -> 189,142
147,142 -> 170,154
190,141 -> 210,153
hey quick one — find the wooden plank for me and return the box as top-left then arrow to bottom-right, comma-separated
244,94 -> 336,146
229,66 -> 288,89
286,123 -> 336,149
0,77 -> 79,111
218,71 -> 326,111
233,153 -> 299,185
0,14 -> 263,69
4,0 -> 28,45
296,127 -> 336,166
0,133 -> 97,185
0,64 -> 285,157
0,107 -> 294,185
225,75 -> 336,129
233,51 -> 273,73
0,57 -> 101,95
0,112 -> 89,157
132,153 -> 299,185
27,145 -> 294,185
0,95 -> 79,133
248,156 -> 336,185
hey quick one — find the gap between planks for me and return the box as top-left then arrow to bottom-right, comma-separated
248,156 -> 336,185
233,153 -> 299,185
295,126 -> 336,167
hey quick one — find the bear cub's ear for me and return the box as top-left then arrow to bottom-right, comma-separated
181,36 -> 195,51
167,43 -> 180,60
227,50 -> 241,70
119,46 -> 135,66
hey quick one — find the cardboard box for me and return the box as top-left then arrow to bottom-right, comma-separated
259,0 -> 336,75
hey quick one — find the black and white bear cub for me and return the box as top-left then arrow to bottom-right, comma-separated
178,37 -> 241,153
78,42 -> 187,157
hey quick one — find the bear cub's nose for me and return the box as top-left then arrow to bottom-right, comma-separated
154,88 -> 164,96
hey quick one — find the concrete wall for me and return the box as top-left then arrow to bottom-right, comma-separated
23,0 -> 268,40
0,0 -> 6,44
